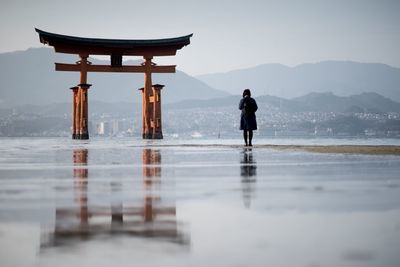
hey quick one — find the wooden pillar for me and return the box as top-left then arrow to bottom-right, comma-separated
74,54 -> 91,140
143,56 -> 153,139
152,84 -> 164,139
70,86 -> 78,139
139,83 -> 165,139
78,83 -> 91,139
138,87 -> 145,138
75,87 -> 81,139
74,84 -> 91,139
79,87 -> 84,138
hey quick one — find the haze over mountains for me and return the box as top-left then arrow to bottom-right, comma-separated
0,48 -> 227,108
197,61 -> 400,102
1,48 -> 400,110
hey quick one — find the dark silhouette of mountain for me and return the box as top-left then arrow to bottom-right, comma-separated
292,92 -> 348,111
0,48 -> 228,108
292,92 -> 400,113
197,61 -> 400,101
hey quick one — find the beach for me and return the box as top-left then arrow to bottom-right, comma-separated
1,137 -> 400,267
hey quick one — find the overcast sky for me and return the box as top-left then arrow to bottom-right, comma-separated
1,0 -> 399,75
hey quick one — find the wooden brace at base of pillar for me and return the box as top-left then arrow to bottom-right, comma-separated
152,84 -> 164,139
139,84 -> 164,139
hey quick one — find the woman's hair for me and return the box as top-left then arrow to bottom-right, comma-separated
242,89 -> 251,97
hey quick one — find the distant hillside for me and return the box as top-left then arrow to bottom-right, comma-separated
0,48 -> 228,108
291,92 -> 400,113
197,61 -> 400,101
2,91 -> 399,138
167,92 -> 400,113
3,91 -> 398,116
0,101 -> 139,118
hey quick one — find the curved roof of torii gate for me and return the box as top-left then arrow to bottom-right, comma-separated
35,28 -> 193,56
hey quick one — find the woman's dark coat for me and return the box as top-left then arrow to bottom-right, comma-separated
239,96 -> 258,130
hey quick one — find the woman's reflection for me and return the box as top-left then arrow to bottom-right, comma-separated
240,148 -> 257,208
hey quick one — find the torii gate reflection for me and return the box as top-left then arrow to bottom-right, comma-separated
35,29 -> 192,139
41,148 -> 187,247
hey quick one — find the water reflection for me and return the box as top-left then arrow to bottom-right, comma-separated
41,148 -> 187,248
240,148 -> 257,208
140,149 -> 180,235
73,149 -> 89,227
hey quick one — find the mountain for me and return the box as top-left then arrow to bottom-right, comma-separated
197,61 -> 400,101
0,48 -> 228,108
291,92 -> 400,113
167,92 -> 400,113
2,49 -> 399,112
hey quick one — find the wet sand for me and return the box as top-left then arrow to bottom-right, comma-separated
137,143 -> 400,155
262,144 -> 400,155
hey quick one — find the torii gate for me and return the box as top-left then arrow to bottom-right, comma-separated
35,29 -> 192,139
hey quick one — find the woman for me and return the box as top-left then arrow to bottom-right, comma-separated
239,89 -> 258,146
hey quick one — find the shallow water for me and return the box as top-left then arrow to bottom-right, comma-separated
1,137 -> 400,267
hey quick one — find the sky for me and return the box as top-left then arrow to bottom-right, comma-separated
0,0 -> 399,75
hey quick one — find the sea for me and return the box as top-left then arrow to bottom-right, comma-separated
1,137 -> 400,267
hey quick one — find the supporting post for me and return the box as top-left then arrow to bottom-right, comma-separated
78,83 -> 91,139
73,54 -> 91,140
75,87 -> 81,139
152,84 -> 164,139
70,86 -> 79,138
139,83 -> 165,139
138,87 -> 145,138
142,56 -> 153,139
